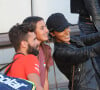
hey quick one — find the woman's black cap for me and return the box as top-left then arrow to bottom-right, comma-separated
46,13 -> 71,32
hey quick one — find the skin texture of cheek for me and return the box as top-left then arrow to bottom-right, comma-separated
37,33 -> 48,42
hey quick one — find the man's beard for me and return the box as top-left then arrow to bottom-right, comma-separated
27,44 -> 39,56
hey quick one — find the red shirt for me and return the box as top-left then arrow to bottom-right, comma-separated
6,54 -> 40,80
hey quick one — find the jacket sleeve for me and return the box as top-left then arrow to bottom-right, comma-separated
53,42 -> 100,65
79,32 -> 100,45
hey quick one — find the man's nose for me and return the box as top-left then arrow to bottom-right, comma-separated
45,27 -> 49,33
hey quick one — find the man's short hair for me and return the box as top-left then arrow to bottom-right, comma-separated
9,23 -> 35,51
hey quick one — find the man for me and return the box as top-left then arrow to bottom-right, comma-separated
5,23 -> 43,90
23,16 -> 53,90
46,13 -> 100,90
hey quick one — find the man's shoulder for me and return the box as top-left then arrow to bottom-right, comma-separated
23,55 -> 39,65
25,54 -> 38,60
15,54 -> 37,60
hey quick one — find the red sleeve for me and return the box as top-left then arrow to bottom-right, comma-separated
24,55 -> 40,76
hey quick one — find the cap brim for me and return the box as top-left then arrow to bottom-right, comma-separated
55,23 -> 71,32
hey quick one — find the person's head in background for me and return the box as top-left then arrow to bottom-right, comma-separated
46,13 -> 71,44
23,16 -> 49,45
9,23 -> 39,56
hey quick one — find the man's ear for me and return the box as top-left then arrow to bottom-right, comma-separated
21,40 -> 28,48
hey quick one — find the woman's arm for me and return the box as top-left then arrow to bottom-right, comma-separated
54,42 -> 100,65
44,69 -> 49,90
79,32 -> 100,45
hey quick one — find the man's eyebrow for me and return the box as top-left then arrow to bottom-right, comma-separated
33,36 -> 37,40
40,26 -> 45,28
40,25 -> 46,27
40,25 -> 45,27
35,37 -> 37,39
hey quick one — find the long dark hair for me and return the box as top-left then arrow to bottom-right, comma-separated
23,16 -> 43,31
23,16 -> 51,70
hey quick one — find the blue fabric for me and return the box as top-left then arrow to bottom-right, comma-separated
0,74 -> 36,90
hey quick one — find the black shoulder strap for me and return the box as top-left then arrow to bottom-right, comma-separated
4,58 -> 18,75
0,62 -> 13,72
0,53 -> 25,74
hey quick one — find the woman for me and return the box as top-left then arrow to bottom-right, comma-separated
46,13 -> 100,90
23,16 -> 53,90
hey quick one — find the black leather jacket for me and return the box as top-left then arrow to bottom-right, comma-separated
53,32 -> 100,90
